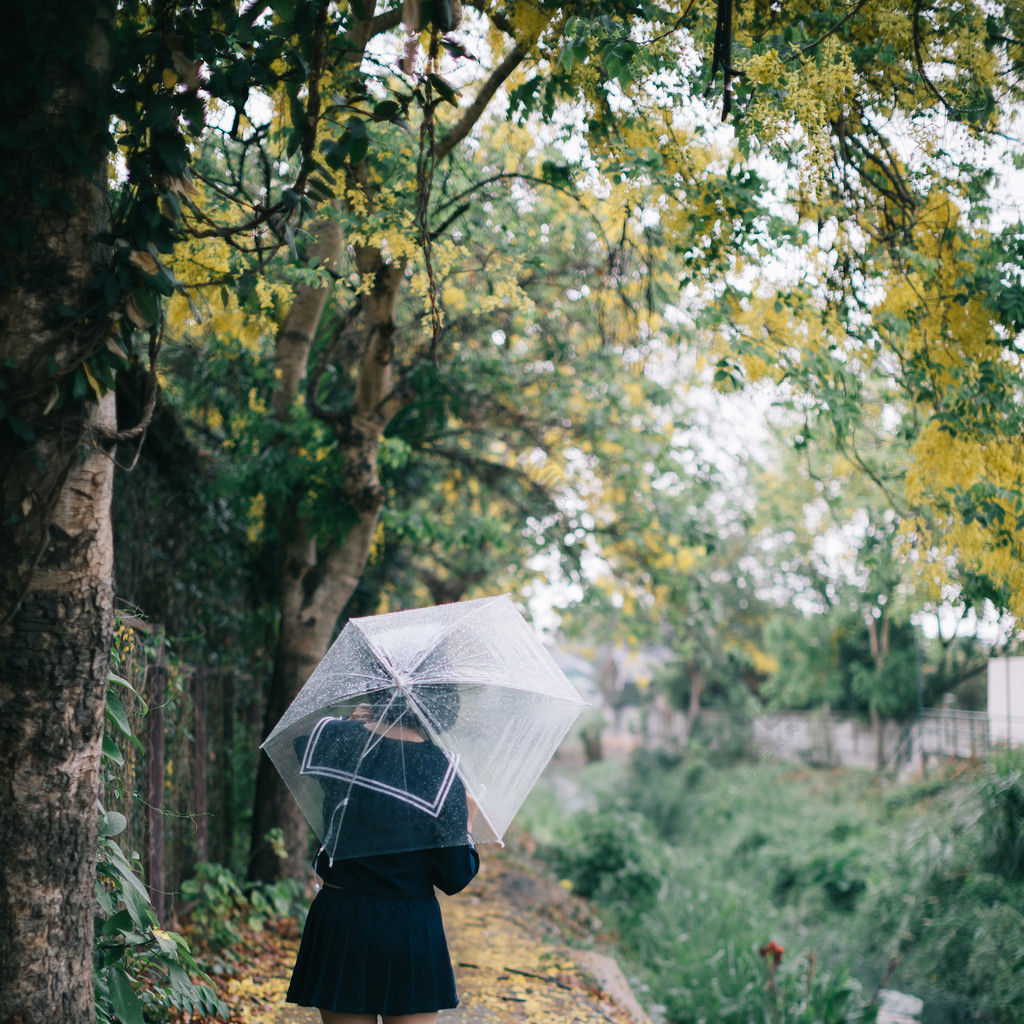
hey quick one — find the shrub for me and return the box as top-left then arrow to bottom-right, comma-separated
622,748 -> 695,842
812,855 -> 868,912
965,902 -> 1024,1023
547,809 -> 665,919
976,747 -> 1024,881
96,671 -> 226,1024
180,861 -> 306,960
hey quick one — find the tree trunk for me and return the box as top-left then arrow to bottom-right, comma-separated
870,703 -> 884,771
867,613 -> 891,771
686,667 -> 706,740
0,2 -> 116,1020
249,253 -> 407,881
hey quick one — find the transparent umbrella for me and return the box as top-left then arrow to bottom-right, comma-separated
261,594 -> 587,861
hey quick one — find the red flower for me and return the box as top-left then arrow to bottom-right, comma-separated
759,941 -> 784,966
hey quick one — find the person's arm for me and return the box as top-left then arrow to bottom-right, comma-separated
431,843 -> 480,894
430,786 -> 481,894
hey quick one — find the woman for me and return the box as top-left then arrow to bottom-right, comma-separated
286,685 -> 480,1024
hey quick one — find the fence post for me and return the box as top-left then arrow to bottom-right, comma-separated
146,662 -> 167,925
221,671 -> 235,866
193,666 -> 208,866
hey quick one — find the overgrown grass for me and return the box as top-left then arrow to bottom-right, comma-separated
522,745 -> 1024,1024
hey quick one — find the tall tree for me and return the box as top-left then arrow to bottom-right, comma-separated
0,0 -> 327,1012
0,3 -> 118,1019
751,421 -> 931,763
703,3 -> 1024,621
6,3 -> 1024,1014
224,0 -> 1024,872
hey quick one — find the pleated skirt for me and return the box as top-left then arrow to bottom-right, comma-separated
286,888 -> 459,1015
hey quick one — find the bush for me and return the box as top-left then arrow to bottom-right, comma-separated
622,748 -> 696,842
180,861 -> 306,960
95,809 -> 228,1024
976,747 -> 1024,881
812,854 -> 868,912
855,761 -> 1024,1023
547,809 -> 665,919
965,902 -> 1024,1023
96,668 -> 227,1024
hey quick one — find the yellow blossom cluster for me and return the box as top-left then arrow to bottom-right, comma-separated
742,36 -> 855,181
906,423 -> 1024,619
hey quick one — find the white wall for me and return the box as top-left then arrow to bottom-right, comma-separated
988,657 -> 1024,744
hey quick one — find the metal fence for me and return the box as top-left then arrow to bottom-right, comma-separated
887,708 -> 1024,774
919,709 -> 992,760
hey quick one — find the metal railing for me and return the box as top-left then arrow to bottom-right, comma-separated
888,708 -> 1024,773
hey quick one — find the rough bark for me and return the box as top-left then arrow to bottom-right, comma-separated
250,251 -> 408,881
686,666 -> 706,739
867,613 -> 891,770
0,4 -> 116,1019
248,0 -> 522,880
249,0 -> 410,880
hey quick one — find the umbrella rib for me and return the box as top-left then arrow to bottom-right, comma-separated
351,621 -> 408,685
352,595 -> 507,685
400,594 -> 506,678
404,672 -> 587,703
468,787 -> 501,843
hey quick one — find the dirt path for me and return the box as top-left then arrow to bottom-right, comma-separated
436,839 -> 649,1024
224,838 -> 649,1024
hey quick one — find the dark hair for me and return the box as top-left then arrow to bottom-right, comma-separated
368,682 -> 460,733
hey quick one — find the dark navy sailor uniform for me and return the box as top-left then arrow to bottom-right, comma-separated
286,718 -> 480,1015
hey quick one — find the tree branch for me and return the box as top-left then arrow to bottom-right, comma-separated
434,42 -> 527,160
793,0 -> 871,59
912,0 -> 955,115
370,6 -> 403,37
306,296 -> 363,421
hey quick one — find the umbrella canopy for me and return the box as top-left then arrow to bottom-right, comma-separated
261,594 -> 587,860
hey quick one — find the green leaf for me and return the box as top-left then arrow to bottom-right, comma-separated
105,692 -> 132,739
306,177 -> 334,202
101,909 -> 137,939
99,809 -> 128,838
107,966 -> 145,1024
372,99 -> 400,121
102,734 -> 125,766
118,872 -> 156,928
129,288 -> 159,326
289,92 -> 305,132
108,672 -> 148,710
102,843 -> 154,910
153,133 -> 188,177
541,161 -> 573,188
7,415 -> 35,442
427,74 -> 460,106
168,961 -> 200,998
347,132 -> 369,164
320,137 -> 349,170
284,223 -> 298,260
